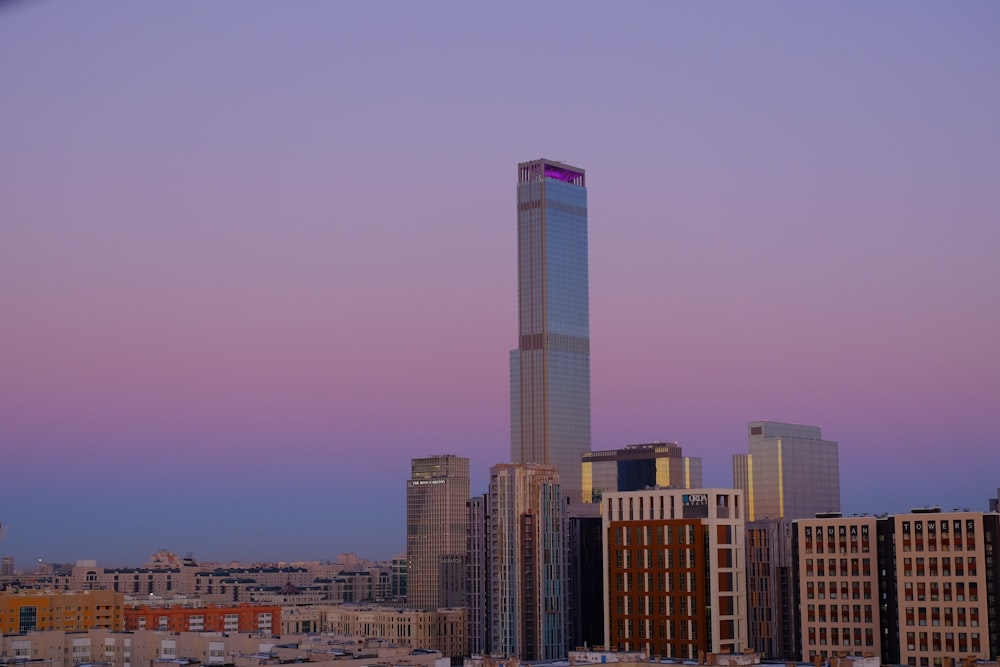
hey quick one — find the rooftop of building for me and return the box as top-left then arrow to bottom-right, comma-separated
583,442 -> 683,461
517,159 -> 585,186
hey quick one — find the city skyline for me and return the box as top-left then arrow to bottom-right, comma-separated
2,2 -> 998,566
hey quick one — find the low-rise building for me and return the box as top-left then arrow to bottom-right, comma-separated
124,603 -> 280,634
327,605 -> 467,659
0,589 -> 123,633
0,629 -> 448,667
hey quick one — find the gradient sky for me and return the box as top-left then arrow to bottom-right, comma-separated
2,2 -> 998,568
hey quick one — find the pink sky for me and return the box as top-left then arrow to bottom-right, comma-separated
1,1 -> 998,566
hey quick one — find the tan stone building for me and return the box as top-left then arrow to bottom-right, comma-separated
406,455 -> 470,610
794,508 -> 1000,666
326,604 -> 467,659
273,604 -> 466,658
795,514 -> 881,661
893,509 -> 996,667
52,559 -> 201,595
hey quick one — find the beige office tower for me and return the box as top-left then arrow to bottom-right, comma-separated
406,455 -> 470,609
733,421 -> 840,522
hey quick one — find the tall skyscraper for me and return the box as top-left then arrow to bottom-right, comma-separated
510,159 -> 591,502
733,420 -> 840,522
406,454 -> 470,609
582,442 -> 704,503
488,463 -> 566,661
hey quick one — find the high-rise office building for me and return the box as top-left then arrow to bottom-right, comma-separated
582,442 -> 704,504
733,421 -> 840,522
406,455 -> 470,609
510,159 -> 591,502
734,421 -> 840,661
488,463 -> 566,661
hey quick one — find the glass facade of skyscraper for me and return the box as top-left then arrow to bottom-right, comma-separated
510,159 -> 591,500
733,421 -> 840,522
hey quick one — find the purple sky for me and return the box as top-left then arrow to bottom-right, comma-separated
2,2 -> 998,568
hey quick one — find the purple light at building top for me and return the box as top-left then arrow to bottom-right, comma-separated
518,159 -> 586,186
544,164 -> 584,184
